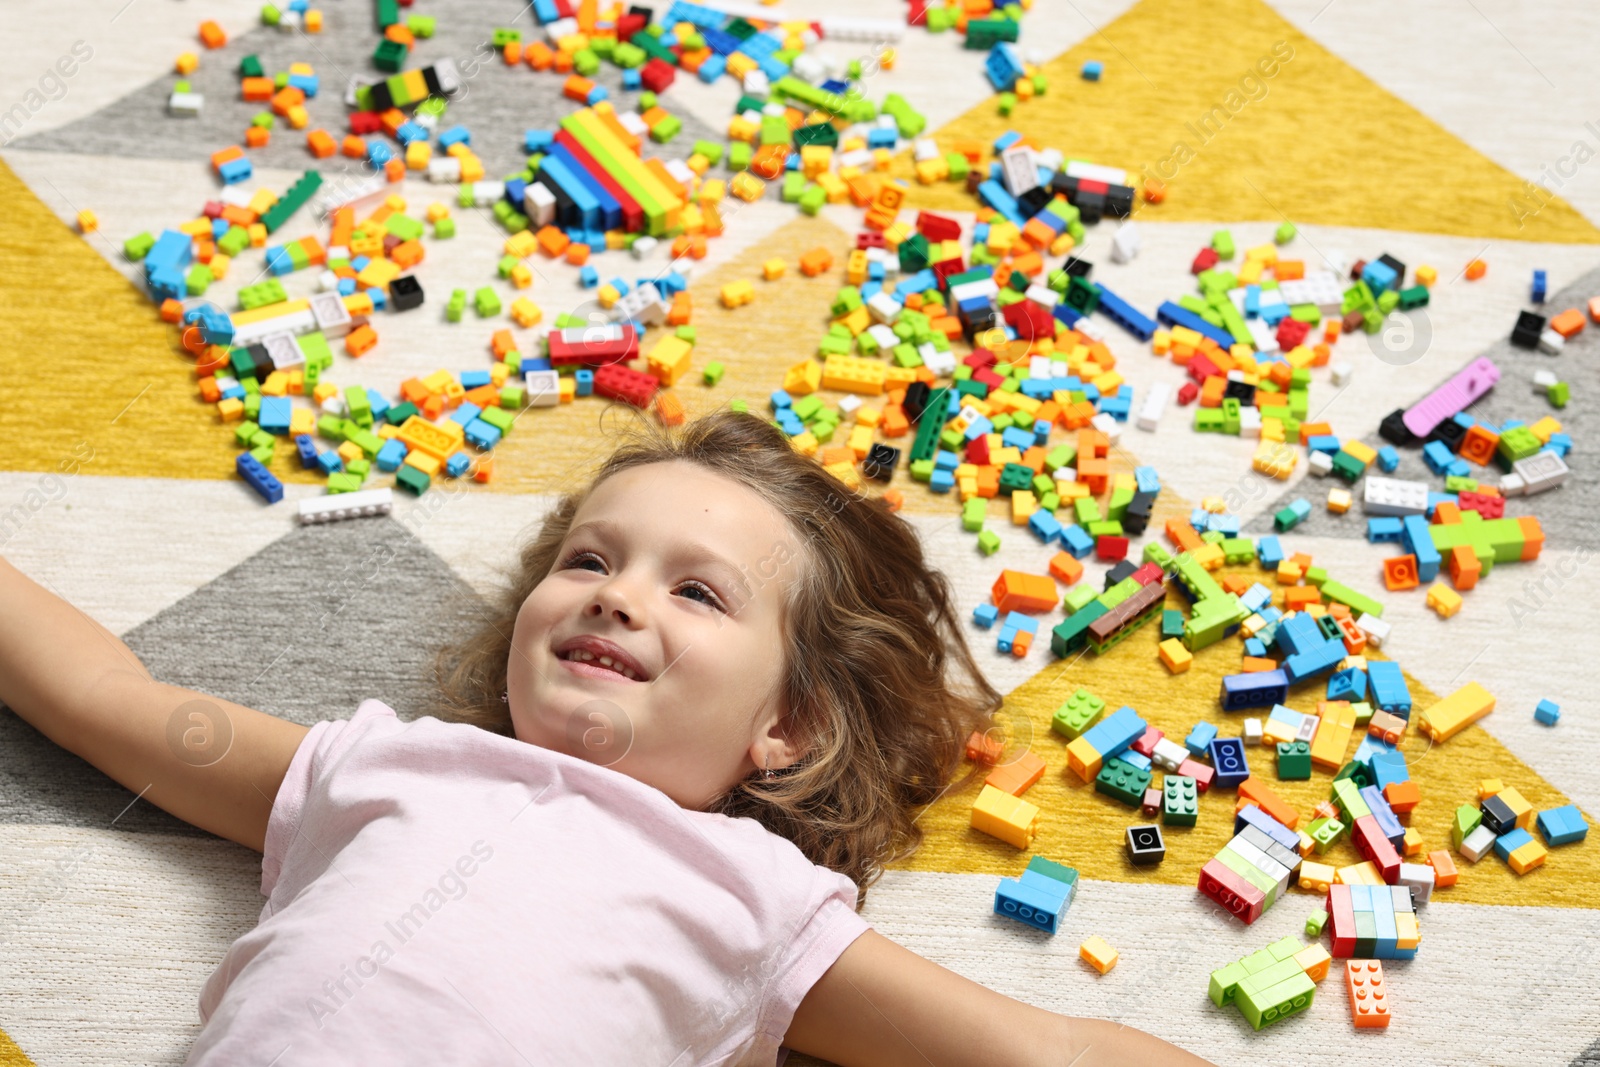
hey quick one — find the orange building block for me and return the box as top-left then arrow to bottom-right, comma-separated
1426,849 -> 1459,888
985,751 -> 1047,797
1448,544 -> 1481,590
1238,777 -> 1299,830
245,125 -> 270,148
1048,551 -> 1084,586
198,19 -> 227,48
799,247 -> 835,276
535,225 -> 571,258
1383,780 -> 1420,816
965,730 -> 1003,765
991,570 -> 1058,613
344,323 -> 378,357
1459,424 -> 1500,465
1464,258 -> 1487,280
1383,555 -> 1419,591
1549,308 -> 1585,338
1345,961 -> 1391,1028
241,77 -> 275,101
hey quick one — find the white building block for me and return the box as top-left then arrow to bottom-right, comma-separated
1363,476 -> 1429,516
1513,451 -> 1569,494
298,488 -> 394,525
1109,223 -> 1140,264
1136,381 -> 1169,432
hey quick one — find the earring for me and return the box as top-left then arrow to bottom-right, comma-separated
763,754 -> 776,781
499,690 -> 509,704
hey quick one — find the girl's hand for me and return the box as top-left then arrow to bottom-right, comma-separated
0,556 -> 306,851
786,928 -> 1216,1067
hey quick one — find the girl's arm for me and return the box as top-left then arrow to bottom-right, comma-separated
0,555 -> 307,851
786,929 -> 1215,1067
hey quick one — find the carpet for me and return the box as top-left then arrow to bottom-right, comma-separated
2,0 -> 1599,1064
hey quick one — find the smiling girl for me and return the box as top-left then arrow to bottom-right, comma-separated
0,410 -> 1210,1066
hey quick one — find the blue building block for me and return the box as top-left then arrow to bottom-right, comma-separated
1061,524 -> 1095,558
316,450 -> 343,475
1134,465 -> 1161,494
973,603 -> 1000,629
1081,59 -> 1103,80
1080,706 -> 1147,760
985,43 -> 1025,91
1367,660 -> 1412,716
994,862 -> 1076,934
1241,584 -> 1272,614
1221,669 -> 1289,711
1155,301 -> 1235,348
1401,514 -> 1441,580
1208,737 -> 1250,790
1184,722 -> 1218,756
1370,750 -> 1409,790
1532,269 -> 1547,304
1327,667 -> 1367,702
1367,517 -> 1404,543
1029,510 -> 1063,543
1536,804 -> 1588,847
236,452 -> 283,503
1493,827 -> 1536,863
1360,785 -> 1406,848
1422,439 -> 1455,475
1361,260 -> 1398,294
464,418 -> 502,450
1235,804 -> 1299,851
1255,535 -> 1285,567
257,396 -> 291,435
1094,285 -> 1158,341
295,433 -> 319,469
1376,445 -> 1399,472
375,438 -> 407,472
1244,637 -> 1267,658
1534,699 -> 1560,726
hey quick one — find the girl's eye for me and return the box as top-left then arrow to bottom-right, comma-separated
562,550 -> 605,572
676,581 -> 725,612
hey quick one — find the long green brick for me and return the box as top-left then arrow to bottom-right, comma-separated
1319,579 -> 1383,619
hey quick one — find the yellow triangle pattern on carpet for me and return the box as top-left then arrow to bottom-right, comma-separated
887,569 -> 1596,910
892,0 -> 1600,245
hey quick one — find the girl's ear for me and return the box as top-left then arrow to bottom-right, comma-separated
751,710 -> 805,772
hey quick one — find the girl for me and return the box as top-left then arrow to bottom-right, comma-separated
0,410 -> 1211,1066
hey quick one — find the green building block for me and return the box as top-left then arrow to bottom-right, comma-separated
1094,757 -> 1151,808
962,502 -> 987,534
977,529 -> 1001,555
1162,775 -> 1198,826
1025,855 -> 1078,891
1276,740 -> 1312,780
1274,222 -> 1296,245
1050,688 -> 1106,740
1549,381 -> 1570,408
1451,803 -> 1482,849
702,361 -> 725,385
395,464 -> 429,495
1211,230 -> 1235,259
373,39 -> 408,73
473,287 -> 502,317
1161,609 -> 1185,639
1305,909 -> 1328,938
1307,816 -> 1346,855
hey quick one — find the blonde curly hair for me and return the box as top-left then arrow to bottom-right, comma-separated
433,408 -> 1001,903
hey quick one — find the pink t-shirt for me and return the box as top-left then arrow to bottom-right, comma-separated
187,700 -> 869,1066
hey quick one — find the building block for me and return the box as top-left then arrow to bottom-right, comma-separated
972,784 -> 1039,849
1345,960 -> 1392,1028
1079,936 -> 1118,974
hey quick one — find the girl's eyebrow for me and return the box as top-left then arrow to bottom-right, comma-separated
567,517 -> 749,596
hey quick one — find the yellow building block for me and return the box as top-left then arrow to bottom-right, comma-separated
646,335 -> 694,387
510,298 -> 542,328
1294,943 -> 1332,982
821,355 -> 886,395
1509,839 -> 1548,875
1498,786 -> 1534,831
1159,638 -> 1192,674
1416,681 -> 1495,743
720,280 -> 754,308
783,359 -> 822,395
847,423 -> 874,460
971,784 -> 1039,849
1335,860 -> 1384,886
730,172 -> 766,202
1298,861 -> 1335,893
1426,582 -> 1462,618
762,257 -> 787,281
1079,936 -> 1118,975
1310,700 -> 1357,769
1066,735 -> 1106,782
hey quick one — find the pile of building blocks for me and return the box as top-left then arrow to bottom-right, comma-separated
1208,934 -> 1331,1030
1198,804 -> 1304,924
993,855 -> 1078,935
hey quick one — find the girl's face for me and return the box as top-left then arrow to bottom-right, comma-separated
507,460 -> 806,809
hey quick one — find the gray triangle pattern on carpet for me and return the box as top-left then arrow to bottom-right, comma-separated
11,0 -> 718,181
0,515 -> 484,835
1245,262 -> 1597,547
